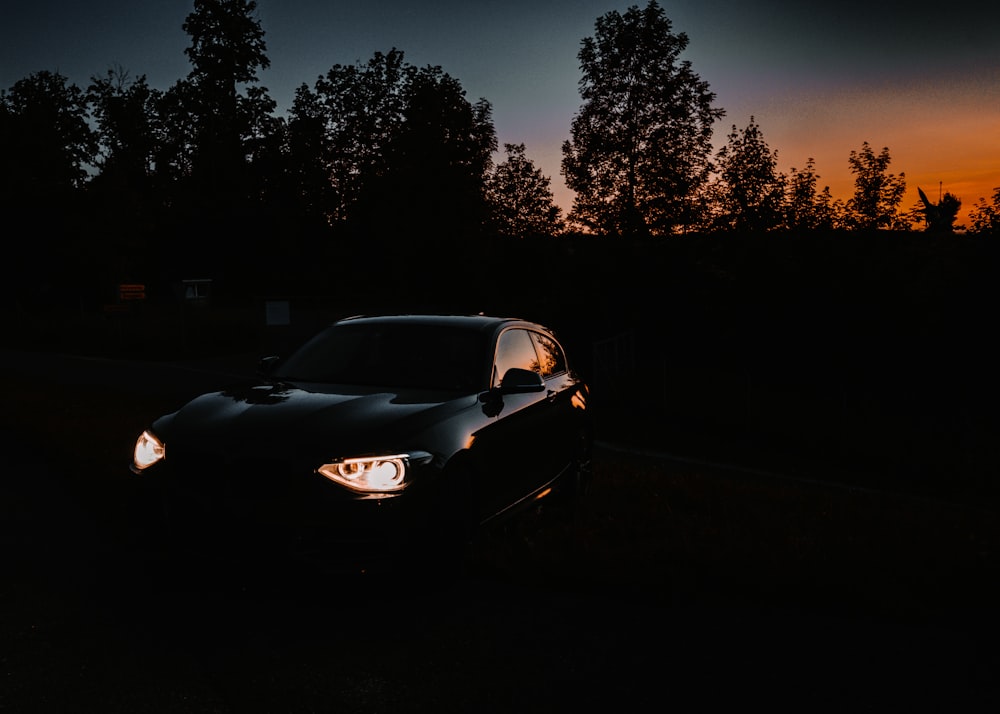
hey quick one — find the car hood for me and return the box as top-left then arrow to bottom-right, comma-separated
153,380 -> 478,460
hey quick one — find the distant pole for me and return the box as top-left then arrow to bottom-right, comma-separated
939,181 -> 942,202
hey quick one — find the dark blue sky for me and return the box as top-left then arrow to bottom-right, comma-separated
4,1 -> 998,217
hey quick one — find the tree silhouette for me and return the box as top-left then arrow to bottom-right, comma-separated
85,68 -> 163,291
968,187 -> 1000,236
916,186 -> 962,233
150,79 -> 197,188
486,143 -> 564,239
166,0 -> 278,288
561,0 -> 724,238
710,117 -> 785,232
1,71 -> 96,199
297,49 -> 409,225
1,70 -> 97,303
297,51 -> 496,249
282,83 -> 337,224
8,0 -> 981,326
87,68 -> 160,184
784,158 -> 838,231
846,142 -> 907,230
351,63 -> 496,250
181,0 -> 273,193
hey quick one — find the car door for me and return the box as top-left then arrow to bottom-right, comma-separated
529,329 -> 587,477
471,327 -> 559,521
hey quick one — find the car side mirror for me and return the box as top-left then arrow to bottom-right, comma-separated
499,367 -> 545,394
258,355 -> 281,378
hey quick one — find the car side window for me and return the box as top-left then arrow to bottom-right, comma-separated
530,331 -> 566,378
492,329 -> 540,388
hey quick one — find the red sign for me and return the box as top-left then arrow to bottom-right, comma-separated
119,284 -> 146,301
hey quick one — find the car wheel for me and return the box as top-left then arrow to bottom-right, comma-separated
417,458 -> 481,578
553,429 -> 593,523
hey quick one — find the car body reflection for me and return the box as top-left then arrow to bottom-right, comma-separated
130,314 -> 592,572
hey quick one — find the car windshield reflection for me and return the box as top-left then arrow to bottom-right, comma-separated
275,323 -> 488,392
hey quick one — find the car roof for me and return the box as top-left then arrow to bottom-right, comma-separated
337,314 -> 543,333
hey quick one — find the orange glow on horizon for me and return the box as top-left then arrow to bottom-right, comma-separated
757,80 -> 999,229
546,77 -> 999,230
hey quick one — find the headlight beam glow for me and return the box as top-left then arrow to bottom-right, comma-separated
317,454 -> 411,494
132,429 -> 165,472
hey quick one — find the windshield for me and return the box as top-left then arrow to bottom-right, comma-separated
274,322 -> 489,392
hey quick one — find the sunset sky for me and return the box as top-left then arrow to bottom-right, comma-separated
3,0 -> 998,225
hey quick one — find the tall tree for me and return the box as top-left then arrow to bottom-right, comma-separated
560,0 -> 724,238
282,83 -> 335,223
87,67 -> 160,190
85,68 -> 163,288
0,70 -> 96,201
846,142 -> 907,230
353,63 -> 496,245
181,0 -> 273,196
486,143 -> 563,239
1,71 -> 97,302
168,0 -> 277,287
300,51 -> 496,243
784,158 -> 837,231
301,49 -> 410,224
711,117 -> 785,233
149,78 -> 199,209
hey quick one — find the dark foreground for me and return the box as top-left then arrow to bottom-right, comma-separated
2,351 -> 999,712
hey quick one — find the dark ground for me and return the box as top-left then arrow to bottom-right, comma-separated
2,348 -> 999,712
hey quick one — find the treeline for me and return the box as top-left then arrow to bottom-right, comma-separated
2,0 -> 999,312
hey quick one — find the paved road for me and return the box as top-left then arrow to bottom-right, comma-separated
2,350 -> 999,712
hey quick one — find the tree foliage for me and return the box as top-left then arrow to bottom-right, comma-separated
0,70 -> 98,301
0,70 -> 96,199
561,1 -> 724,238
784,158 -> 839,231
353,62 -> 495,242
291,50 -> 496,240
294,49 -> 409,223
846,142 -> 907,230
87,67 -> 160,188
85,68 -> 163,287
282,83 -> 338,223
180,0 -> 274,194
3,0 -> 990,311
710,117 -> 785,232
915,186 -> 962,234
968,187 -> 1000,236
486,143 -> 563,238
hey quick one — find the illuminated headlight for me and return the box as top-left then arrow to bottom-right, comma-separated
132,429 -> 165,472
317,454 -> 412,494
